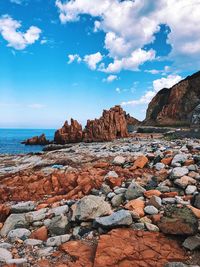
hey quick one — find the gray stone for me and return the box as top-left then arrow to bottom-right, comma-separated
162,198 -> 176,204
114,187 -> 127,194
188,165 -> 197,171
132,223 -> 145,230
94,210 -> 132,228
46,234 -> 71,247
0,248 -> 12,262
111,194 -> 123,207
113,156 -> 126,165
49,214 -> 69,235
7,228 -> 31,241
100,184 -> 112,194
6,258 -> 27,265
25,208 -> 48,223
155,162 -> 165,171
171,167 -> 189,179
1,214 -> 28,237
145,222 -> 159,232
144,205 -> 158,215
164,263 -> 189,267
24,239 -> 43,246
125,182 -> 146,200
185,185 -> 197,195
0,243 -> 12,249
11,201 -> 35,213
107,192 -> 116,199
171,154 -> 188,165
73,195 -> 112,221
182,235 -> 200,251
105,170 -> 118,178
48,205 -> 69,216
43,219 -> 52,227
37,247 -> 54,257
192,193 -> 200,209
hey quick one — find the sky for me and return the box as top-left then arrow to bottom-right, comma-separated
0,0 -> 200,128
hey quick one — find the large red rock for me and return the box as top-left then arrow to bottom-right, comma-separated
54,119 -> 83,144
93,229 -> 187,267
144,71 -> 200,126
21,134 -> 50,145
83,105 -> 129,142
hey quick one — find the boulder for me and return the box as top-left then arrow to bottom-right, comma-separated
21,134 -> 50,145
72,195 -> 112,221
94,210 -> 133,228
157,205 -> 198,235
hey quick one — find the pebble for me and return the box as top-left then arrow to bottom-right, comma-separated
11,201 -> 35,213
171,167 -> 189,179
37,247 -> 54,257
7,228 -> 31,241
145,222 -> 159,232
185,185 -> 197,195
144,205 -> 158,215
125,182 -> 146,200
113,156 -> 126,165
0,248 -> 12,262
24,239 -> 43,246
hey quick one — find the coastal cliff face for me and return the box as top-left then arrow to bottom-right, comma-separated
54,106 -> 135,144
83,105 -> 129,142
54,119 -> 83,144
144,71 -> 200,126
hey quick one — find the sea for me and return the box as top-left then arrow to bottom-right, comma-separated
0,129 -> 55,155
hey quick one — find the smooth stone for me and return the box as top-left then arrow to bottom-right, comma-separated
25,208 -> 48,223
105,171 -> 118,178
94,210 -> 133,228
192,193 -> 200,209
125,182 -> 146,200
171,154 -> 188,165
0,243 -> 12,249
24,239 -> 43,246
37,247 -> 54,257
162,198 -> 176,204
132,223 -> 145,230
0,248 -> 12,262
113,156 -> 126,165
114,188 -> 127,194
145,222 -> 159,232
155,162 -> 165,171
147,196 -> 162,209
185,185 -> 197,195
11,201 -> 35,213
7,228 -> 31,241
1,214 -> 28,237
111,194 -> 123,207
46,234 -> 71,247
6,258 -> 27,264
107,192 -> 116,199
48,205 -> 69,216
144,205 -> 158,215
171,167 -> 189,179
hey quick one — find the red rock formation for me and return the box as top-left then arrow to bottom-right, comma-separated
54,119 -> 83,144
144,71 -> 200,126
83,105 -> 129,142
21,134 -> 50,145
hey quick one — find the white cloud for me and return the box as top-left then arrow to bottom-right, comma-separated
68,54 -> 81,64
116,87 -> 121,93
0,15 -> 41,50
153,74 -> 182,92
122,74 -> 182,106
84,52 -> 103,70
104,75 -> 118,82
56,0 -> 200,71
10,0 -> 24,4
101,49 -> 155,73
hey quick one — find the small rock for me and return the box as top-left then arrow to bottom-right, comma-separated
192,193 -> 200,209
147,196 -> 162,209
73,195 -> 112,221
48,205 -> 69,216
171,154 -> 188,165
37,247 -> 54,257
1,214 -> 28,237
49,215 -> 69,235
111,194 -> 123,207
94,210 -> 133,228
7,228 -> 31,241
125,182 -> 146,200
174,176 -> 196,189
145,222 -> 159,232
25,208 -> 48,223
155,162 -> 165,171
30,226 -> 48,241
185,185 -> 197,195
24,239 -> 43,246
182,235 -> 200,251
171,167 -> 189,179
105,171 -> 118,178
46,234 -> 71,247
144,205 -> 158,215
6,258 -> 27,265
162,198 -> 176,204
11,201 -> 35,213
113,156 -> 126,165
0,248 -> 12,262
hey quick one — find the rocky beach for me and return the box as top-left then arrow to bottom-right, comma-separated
0,133 -> 200,266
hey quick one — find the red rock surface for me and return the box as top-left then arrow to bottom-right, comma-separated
30,226 -> 48,241
83,105 -> 129,142
144,71 -> 200,126
54,119 -> 83,144
94,229 -> 187,267
21,134 -> 50,145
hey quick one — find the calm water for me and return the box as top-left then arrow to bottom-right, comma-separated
0,129 -> 55,155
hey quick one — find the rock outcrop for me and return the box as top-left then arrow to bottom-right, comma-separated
83,105 -> 129,142
54,119 -> 83,144
21,134 -> 50,146
144,71 -> 200,126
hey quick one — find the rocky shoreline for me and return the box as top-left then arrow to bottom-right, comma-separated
0,134 -> 200,266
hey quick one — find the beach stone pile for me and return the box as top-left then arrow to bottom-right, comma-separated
0,138 -> 200,266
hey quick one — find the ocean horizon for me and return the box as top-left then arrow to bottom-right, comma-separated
0,128 -> 55,155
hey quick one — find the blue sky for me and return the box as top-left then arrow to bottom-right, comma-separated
0,0 -> 199,128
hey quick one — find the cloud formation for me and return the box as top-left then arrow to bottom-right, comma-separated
56,0 -> 200,71
122,74 -> 182,106
84,52 -> 103,70
0,15 -> 41,50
